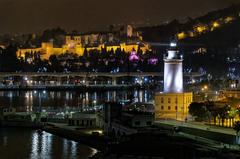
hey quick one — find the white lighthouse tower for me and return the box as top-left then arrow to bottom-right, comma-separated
164,43 -> 183,93
155,42 -> 192,121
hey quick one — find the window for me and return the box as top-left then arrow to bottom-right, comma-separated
168,98 -> 171,104
161,106 -> 164,110
175,98 -> 178,104
175,106 -> 178,110
161,97 -> 164,103
168,106 -> 171,110
135,121 -> 140,126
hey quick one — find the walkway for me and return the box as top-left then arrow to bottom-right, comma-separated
155,120 -> 236,135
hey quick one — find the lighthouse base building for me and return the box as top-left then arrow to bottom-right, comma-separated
155,92 -> 192,120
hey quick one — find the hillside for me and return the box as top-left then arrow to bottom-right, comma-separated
139,4 -> 240,49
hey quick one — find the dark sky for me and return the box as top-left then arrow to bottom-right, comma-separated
0,0 -> 239,34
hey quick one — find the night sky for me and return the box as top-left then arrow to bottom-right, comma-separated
0,0 -> 239,34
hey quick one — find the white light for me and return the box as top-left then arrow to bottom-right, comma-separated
192,79 -> 196,83
167,50 -> 177,59
164,62 -> 183,93
170,42 -> 177,47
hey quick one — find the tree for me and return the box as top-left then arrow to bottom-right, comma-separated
218,105 -> 231,126
49,55 -> 61,72
189,102 -> 208,121
233,121 -> 240,144
228,107 -> 238,127
0,44 -> 19,72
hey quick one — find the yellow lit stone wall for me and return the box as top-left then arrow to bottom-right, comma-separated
120,43 -> 138,53
75,45 -> 85,56
141,43 -> 151,53
154,92 -> 193,121
17,36 -> 151,60
40,42 -> 64,59
86,44 -> 104,53
106,45 -> 121,52
16,48 -> 42,59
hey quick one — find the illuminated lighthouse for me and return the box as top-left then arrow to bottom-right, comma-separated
164,42 -> 183,93
155,42 -> 192,121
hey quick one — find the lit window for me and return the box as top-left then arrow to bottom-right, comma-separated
161,97 -> 164,103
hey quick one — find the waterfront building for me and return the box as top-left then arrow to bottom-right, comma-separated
1,107 -> 16,116
220,89 -> 240,99
68,112 -> 102,128
104,102 -> 154,136
155,43 -> 193,121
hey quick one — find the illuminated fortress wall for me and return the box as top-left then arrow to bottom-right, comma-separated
164,50 -> 183,93
16,25 -> 150,60
17,39 -> 151,60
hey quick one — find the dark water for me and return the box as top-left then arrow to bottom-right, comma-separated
0,90 -> 153,112
0,128 -> 98,159
0,90 -> 153,159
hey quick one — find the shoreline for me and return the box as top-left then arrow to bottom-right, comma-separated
1,122 -> 240,158
42,123 -> 107,151
0,122 -> 106,151
0,85 -> 154,91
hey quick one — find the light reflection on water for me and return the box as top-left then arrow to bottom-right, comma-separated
0,90 -> 153,112
0,128 -> 98,159
0,90 -> 152,158
30,131 -> 53,159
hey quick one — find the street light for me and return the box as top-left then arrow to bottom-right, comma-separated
204,85 -> 208,90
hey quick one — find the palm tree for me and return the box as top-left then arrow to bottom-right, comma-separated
228,108 -> 238,127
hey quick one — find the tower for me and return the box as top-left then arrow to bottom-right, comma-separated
155,42 -> 192,121
164,43 -> 183,93
127,25 -> 133,37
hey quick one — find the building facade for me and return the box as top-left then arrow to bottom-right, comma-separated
155,92 -> 192,120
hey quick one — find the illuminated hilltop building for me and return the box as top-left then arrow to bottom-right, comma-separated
155,43 -> 192,121
16,25 -> 150,61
